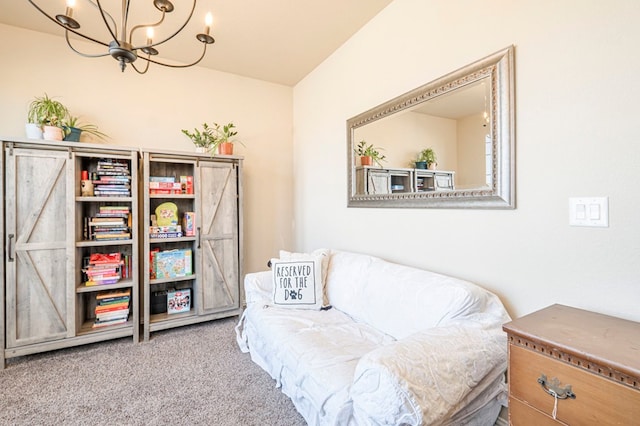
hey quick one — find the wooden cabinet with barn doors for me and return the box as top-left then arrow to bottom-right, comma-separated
1,139 -> 139,368
140,149 -> 243,341
503,304 -> 640,425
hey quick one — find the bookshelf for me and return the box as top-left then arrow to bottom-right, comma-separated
1,139 -> 139,368
141,149 -> 243,342
74,152 -> 139,341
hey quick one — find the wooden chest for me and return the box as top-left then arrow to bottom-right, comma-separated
503,304 -> 640,425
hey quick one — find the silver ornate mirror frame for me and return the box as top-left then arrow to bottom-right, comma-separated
347,46 -> 515,209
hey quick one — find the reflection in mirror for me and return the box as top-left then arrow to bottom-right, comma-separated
347,46 -> 515,208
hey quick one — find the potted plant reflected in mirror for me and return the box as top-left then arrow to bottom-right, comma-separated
182,123 -> 218,153
214,122 -> 245,155
414,148 -> 437,170
63,116 -> 108,142
355,140 -> 386,167
27,93 -> 69,141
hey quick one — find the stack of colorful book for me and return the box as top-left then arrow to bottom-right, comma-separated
88,217 -> 131,240
84,252 -> 123,286
93,159 -> 131,197
93,288 -> 131,328
85,206 -> 131,241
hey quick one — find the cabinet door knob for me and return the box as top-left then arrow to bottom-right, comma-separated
538,374 -> 576,400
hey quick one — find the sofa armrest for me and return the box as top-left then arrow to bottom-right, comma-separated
244,270 -> 273,305
350,326 -> 507,426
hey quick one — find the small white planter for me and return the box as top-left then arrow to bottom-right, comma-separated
25,123 -> 43,139
195,146 -> 209,153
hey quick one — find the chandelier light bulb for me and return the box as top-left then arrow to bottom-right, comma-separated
146,27 -> 154,42
205,13 -> 213,35
66,0 -> 76,7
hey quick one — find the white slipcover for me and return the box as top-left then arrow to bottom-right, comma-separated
236,250 -> 510,425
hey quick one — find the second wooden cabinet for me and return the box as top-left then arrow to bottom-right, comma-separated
140,150 -> 243,341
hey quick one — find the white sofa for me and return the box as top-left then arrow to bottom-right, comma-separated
236,250 -> 511,425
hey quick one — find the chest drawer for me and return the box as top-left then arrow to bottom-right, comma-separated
508,397 -> 564,425
509,344 -> 640,424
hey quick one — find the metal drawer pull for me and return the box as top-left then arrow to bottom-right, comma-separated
537,374 -> 576,399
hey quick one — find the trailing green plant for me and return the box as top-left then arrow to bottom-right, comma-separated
181,123 -> 219,148
355,139 -> 386,166
27,93 -> 69,127
63,115 -> 109,141
416,148 -> 437,167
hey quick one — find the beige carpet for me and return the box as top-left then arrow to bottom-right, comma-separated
1,317 -> 306,426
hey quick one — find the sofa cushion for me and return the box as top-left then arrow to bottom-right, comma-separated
325,251 -> 492,340
241,303 -> 395,424
271,255 -> 324,309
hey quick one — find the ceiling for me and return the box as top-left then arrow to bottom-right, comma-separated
1,0 -> 393,86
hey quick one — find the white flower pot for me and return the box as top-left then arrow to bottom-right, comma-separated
25,123 -> 43,139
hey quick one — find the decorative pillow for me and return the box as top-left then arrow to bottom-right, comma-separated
271,255 -> 324,310
279,249 -> 330,306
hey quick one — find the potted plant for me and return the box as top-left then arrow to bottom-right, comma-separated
414,148 -> 437,170
27,93 -> 69,141
63,115 -> 108,142
214,122 -> 242,155
355,140 -> 386,167
182,123 -> 218,153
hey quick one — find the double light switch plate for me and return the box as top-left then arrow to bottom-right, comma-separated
569,197 -> 609,227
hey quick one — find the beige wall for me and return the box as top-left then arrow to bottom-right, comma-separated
293,0 -> 640,321
0,23 -> 294,275
354,111 -> 456,169
457,113 -> 488,188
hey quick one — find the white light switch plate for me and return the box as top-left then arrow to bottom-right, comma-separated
569,197 -> 608,227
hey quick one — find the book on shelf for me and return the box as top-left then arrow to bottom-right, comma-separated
95,302 -> 130,312
97,296 -> 130,305
93,190 -> 131,197
96,309 -> 130,321
92,317 -> 128,328
96,287 -> 131,300
94,233 -> 131,240
89,217 -> 126,225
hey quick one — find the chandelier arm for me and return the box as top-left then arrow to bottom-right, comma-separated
27,0 -> 109,47
130,58 -> 151,75
129,13 -> 167,45
64,31 -> 110,58
95,0 -> 120,46
139,44 -> 209,68
87,0 -> 118,35
132,0 -> 197,50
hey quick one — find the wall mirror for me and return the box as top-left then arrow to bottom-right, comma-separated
347,46 -> 515,208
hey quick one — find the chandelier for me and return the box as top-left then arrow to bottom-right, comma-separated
28,0 -> 215,74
